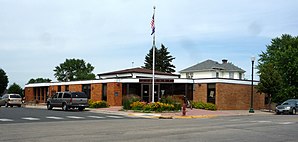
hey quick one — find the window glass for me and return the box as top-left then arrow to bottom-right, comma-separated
10,94 -> 21,98
52,94 -> 57,98
58,93 -> 63,98
63,93 -> 71,98
71,92 -> 87,98
229,72 -> 234,79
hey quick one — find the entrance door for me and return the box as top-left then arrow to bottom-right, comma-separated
141,84 -> 150,102
153,84 -> 160,102
141,84 -> 160,102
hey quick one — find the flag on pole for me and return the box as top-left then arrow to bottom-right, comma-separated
151,14 -> 155,35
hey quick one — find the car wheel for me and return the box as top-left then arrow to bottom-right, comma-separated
292,108 -> 296,115
17,105 -> 21,107
62,103 -> 68,111
47,103 -> 53,110
78,107 -> 85,111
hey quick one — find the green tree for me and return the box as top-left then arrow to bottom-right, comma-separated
8,83 -> 23,97
54,58 -> 96,82
27,78 -> 52,84
143,44 -> 176,73
0,68 -> 9,95
257,34 -> 298,103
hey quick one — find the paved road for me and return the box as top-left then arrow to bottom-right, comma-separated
0,108 -> 297,142
0,107 -> 139,124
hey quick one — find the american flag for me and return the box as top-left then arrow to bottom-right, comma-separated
151,14 -> 155,35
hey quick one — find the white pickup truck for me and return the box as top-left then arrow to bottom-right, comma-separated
46,92 -> 89,111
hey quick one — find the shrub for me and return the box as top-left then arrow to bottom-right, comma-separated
122,95 -> 141,110
160,96 -> 182,111
89,100 -> 109,108
142,102 -> 175,112
130,101 -> 146,110
204,103 -> 217,110
192,101 -> 216,111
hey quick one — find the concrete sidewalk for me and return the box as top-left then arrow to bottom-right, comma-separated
23,104 -> 275,119
85,106 -> 275,119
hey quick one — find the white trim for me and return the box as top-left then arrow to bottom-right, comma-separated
193,79 -> 258,85
25,79 -> 140,88
25,78 -> 258,88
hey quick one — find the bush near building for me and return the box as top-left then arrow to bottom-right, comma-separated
123,95 -> 182,112
88,100 -> 109,108
192,102 -> 217,110
122,95 -> 141,110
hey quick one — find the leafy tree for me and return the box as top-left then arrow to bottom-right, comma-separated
27,78 -> 52,84
0,68 -> 9,95
257,34 -> 298,103
7,83 -> 23,97
54,58 -> 96,82
143,44 -> 176,73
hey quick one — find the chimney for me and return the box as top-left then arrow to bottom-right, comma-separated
222,59 -> 228,64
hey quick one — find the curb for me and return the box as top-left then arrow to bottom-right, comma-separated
158,115 -> 218,119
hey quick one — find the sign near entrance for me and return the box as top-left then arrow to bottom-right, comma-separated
139,79 -> 174,83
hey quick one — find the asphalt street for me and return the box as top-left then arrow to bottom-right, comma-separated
0,107 -> 139,124
0,107 -> 297,142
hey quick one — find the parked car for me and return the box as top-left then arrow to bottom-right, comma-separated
0,94 -> 22,107
275,99 -> 298,115
47,92 -> 89,111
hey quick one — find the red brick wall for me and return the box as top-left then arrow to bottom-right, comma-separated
216,83 -> 265,110
107,82 -> 122,106
192,83 -> 265,110
69,84 -> 82,92
49,86 -> 58,97
24,87 -> 34,101
193,84 -> 207,103
91,84 -> 102,101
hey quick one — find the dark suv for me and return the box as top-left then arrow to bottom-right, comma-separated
47,92 -> 89,111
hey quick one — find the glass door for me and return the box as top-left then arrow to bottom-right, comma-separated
141,84 -> 150,102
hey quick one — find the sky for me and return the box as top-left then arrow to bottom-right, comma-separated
1,0 -> 298,88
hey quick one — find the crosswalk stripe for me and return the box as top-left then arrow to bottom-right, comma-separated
22,117 -> 40,121
87,116 -> 105,119
66,116 -> 85,119
278,122 -> 295,125
106,115 -> 124,119
0,118 -> 14,122
46,116 -> 64,120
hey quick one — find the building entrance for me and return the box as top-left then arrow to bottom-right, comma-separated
141,84 -> 160,102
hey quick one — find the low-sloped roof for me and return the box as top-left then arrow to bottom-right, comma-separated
180,59 -> 245,73
98,67 -> 179,76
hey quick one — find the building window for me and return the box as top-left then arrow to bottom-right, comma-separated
186,72 -> 193,78
102,84 -> 107,101
58,86 -> 61,92
216,72 -> 219,78
65,85 -> 69,91
82,84 -> 91,99
207,83 -> 216,104
229,72 -> 234,79
239,73 -> 242,80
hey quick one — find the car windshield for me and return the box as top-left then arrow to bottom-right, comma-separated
282,101 -> 294,105
10,95 -> 21,98
71,92 -> 87,98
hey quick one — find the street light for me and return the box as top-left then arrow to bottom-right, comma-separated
249,56 -> 255,113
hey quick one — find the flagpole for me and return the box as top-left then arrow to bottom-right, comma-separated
152,6 -> 156,103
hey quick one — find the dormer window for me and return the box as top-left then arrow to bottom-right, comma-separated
186,72 -> 193,79
229,72 -> 234,79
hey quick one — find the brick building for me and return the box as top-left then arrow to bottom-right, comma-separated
24,67 -> 265,110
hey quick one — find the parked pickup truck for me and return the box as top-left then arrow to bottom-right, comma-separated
47,92 -> 89,111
